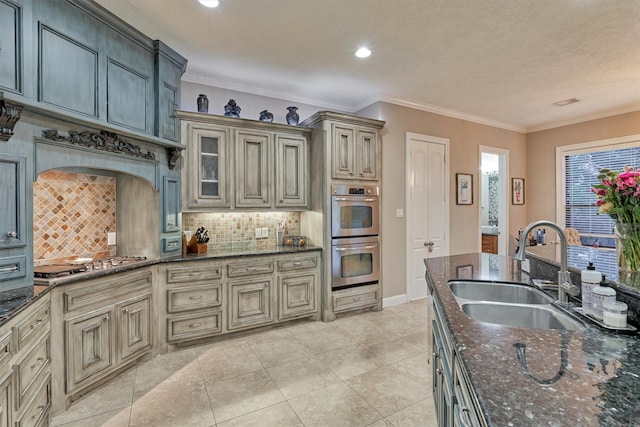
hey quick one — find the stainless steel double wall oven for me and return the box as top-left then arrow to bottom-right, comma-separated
331,183 -> 380,289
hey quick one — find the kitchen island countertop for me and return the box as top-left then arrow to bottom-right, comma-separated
425,252 -> 639,426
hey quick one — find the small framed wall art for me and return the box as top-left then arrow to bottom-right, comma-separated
512,177 -> 525,205
456,173 -> 473,205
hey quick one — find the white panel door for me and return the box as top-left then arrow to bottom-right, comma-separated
407,134 -> 449,300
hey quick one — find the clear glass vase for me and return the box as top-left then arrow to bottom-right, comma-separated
614,222 -> 640,288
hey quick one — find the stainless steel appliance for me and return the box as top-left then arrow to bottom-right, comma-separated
331,183 -> 379,238
33,256 -> 147,285
331,236 -> 380,289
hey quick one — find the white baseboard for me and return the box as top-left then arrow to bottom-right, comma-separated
383,294 -> 409,308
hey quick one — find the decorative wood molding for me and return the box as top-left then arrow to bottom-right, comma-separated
0,93 -> 23,142
41,129 -> 156,160
167,147 -> 182,170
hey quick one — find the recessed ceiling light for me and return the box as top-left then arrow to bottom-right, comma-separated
552,97 -> 579,107
355,47 -> 371,58
199,0 -> 219,8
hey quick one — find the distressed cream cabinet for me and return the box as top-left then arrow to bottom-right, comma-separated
50,270 -> 152,412
178,111 -> 311,211
0,293 -> 51,427
159,251 -> 321,350
331,123 -> 379,181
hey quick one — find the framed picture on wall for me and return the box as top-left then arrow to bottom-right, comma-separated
456,173 -> 473,205
512,178 -> 525,205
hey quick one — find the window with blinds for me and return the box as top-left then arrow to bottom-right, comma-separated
564,147 -> 640,239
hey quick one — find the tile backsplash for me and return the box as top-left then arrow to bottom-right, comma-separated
33,170 -> 116,264
182,212 -> 301,249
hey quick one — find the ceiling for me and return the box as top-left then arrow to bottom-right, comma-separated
96,0 -> 640,132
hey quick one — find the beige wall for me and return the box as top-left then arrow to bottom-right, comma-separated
357,102 -> 527,299
526,111 -> 640,224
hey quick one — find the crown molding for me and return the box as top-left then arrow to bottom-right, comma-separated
526,104 -> 640,133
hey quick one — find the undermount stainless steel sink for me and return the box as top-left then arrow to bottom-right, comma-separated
461,302 -> 584,331
449,281 -> 552,304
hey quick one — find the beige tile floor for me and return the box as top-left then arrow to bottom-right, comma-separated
51,299 -> 436,427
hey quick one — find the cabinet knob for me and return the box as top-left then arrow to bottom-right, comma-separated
30,357 -> 45,369
122,307 -> 129,313
436,368 -> 443,375
6,231 -> 17,238
103,313 -> 110,321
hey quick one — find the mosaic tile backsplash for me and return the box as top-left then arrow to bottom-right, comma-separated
182,212 -> 301,249
33,171 -> 116,264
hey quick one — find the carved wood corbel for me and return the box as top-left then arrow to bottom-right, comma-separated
0,92 -> 23,142
167,147 -> 182,170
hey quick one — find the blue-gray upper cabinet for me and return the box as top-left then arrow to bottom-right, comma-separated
2,0 -> 187,143
155,41 -> 187,142
0,153 -> 27,283
0,0 -> 22,94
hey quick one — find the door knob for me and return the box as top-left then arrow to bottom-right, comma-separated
424,241 -> 435,253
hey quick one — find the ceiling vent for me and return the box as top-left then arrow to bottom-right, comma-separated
552,97 -> 580,107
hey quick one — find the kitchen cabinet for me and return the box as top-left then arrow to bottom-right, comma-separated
183,123 -> 231,208
55,270 -> 152,401
277,254 -> 318,320
165,261 -> 224,343
275,134 -> 308,208
481,234 -> 498,254
154,40 -> 186,142
178,111 -> 311,211
331,123 -> 379,181
0,294 -> 51,427
227,258 -> 275,331
432,295 -> 485,427
0,0 -> 21,94
235,130 -> 271,208
0,154 -> 27,283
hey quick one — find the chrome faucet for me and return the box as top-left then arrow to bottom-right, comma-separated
514,220 -> 580,303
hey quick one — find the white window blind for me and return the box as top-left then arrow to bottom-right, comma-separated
564,147 -> 640,236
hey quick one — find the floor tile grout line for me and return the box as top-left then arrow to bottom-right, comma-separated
195,346 -> 218,426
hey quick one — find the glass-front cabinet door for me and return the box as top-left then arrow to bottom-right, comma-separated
186,126 -> 230,208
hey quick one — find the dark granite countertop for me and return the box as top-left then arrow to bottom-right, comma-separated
0,245 -> 321,327
425,252 -> 640,426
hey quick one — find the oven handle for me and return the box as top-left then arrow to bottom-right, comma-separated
333,197 -> 377,202
335,245 -> 378,251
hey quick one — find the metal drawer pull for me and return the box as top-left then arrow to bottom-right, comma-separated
292,262 -> 303,266
30,319 -> 43,329
167,242 -> 178,247
189,295 -> 203,300
188,323 -> 202,328
167,222 -> 175,227
353,297 -> 361,302
31,357 -> 45,369
0,266 -> 18,273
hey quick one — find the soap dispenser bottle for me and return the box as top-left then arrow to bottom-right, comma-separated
581,262 -> 601,316
592,276 -> 616,320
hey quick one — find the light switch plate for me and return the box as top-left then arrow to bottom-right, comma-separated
255,228 -> 262,238
396,209 -> 404,218
107,232 -> 116,246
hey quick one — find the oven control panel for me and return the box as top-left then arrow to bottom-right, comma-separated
332,183 -> 379,196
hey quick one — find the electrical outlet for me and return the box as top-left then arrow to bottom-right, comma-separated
255,228 -> 262,238
261,227 -> 268,238
396,208 -> 404,218
107,232 -> 116,246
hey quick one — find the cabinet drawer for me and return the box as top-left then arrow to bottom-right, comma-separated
166,311 -> 222,342
0,256 -> 26,281
15,376 -> 49,427
167,283 -> 222,313
227,260 -> 274,278
166,264 -> 222,284
63,271 -> 152,313
277,255 -> 318,272
332,284 -> 380,313
13,334 -> 50,410
12,300 -> 50,352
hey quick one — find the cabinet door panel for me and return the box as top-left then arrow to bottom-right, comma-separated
0,372 -> 10,427
163,176 -> 180,232
356,129 -> 378,180
117,296 -> 151,362
106,59 -> 148,132
235,131 -> 271,208
0,154 -> 26,249
332,125 -> 355,179
39,25 -> 97,117
188,127 -> 229,208
161,82 -> 178,141
228,279 -> 273,330
0,0 -> 20,93
65,307 -> 114,391
278,274 -> 316,320
275,135 -> 307,208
